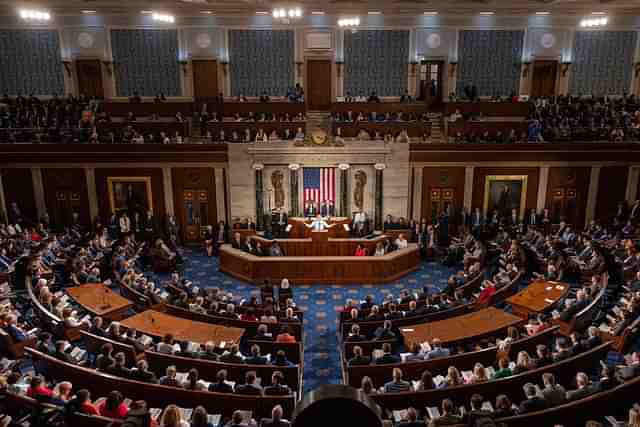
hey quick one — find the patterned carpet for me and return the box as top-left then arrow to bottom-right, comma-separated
166,247 -> 455,392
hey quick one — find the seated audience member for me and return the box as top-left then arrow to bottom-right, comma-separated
428,398 -> 462,426
373,320 -> 396,341
463,394 -> 493,426
360,376 -> 376,394
264,371 -> 291,396
259,404 -> 290,427
348,346 -> 371,366
76,389 -> 100,415
415,370 -> 435,391
98,390 -> 129,419
191,406 -> 216,427
159,365 -> 181,387
235,371 -> 263,396
541,372 -> 566,407
493,357 -> 512,379
397,407 -> 423,427
160,404 -> 189,427
566,372 -> 596,401
374,342 -> 400,365
156,333 -> 177,354
272,350 -> 294,367
27,376 -> 53,400
245,344 -> 269,365
107,352 -> 132,378
131,359 -> 157,383
518,383 -> 548,414
276,327 -> 296,343
553,338 -> 574,362
51,381 -> 73,405
494,395 -> 515,418
184,368 -> 206,391
96,343 -> 116,371
345,324 -> 366,342
426,338 -> 450,359
220,344 -> 245,364
383,367 -> 411,393
254,324 -> 274,341
209,369 -> 234,394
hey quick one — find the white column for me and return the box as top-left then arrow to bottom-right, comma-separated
162,167 -> 175,217
463,166 -> 474,211
214,168 -> 227,223
537,166 -> 550,212
625,166 -> 639,203
412,166 -> 423,220
31,168 -> 46,220
84,167 -> 99,220
585,166 -> 601,224
0,172 -> 7,224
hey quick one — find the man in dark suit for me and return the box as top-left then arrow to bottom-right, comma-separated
347,346 -> 371,366
373,320 -> 396,341
398,407 -> 424,427
253,324 -> 274,341
263,371 -> 291,396
463,394 -> 494,426
272,209 -> 288,238
524,208 -> 539,229
374,343 -> 400,365
518,383 -> 548,414
259,405 -> 290,427
130,359 -> 157,384
566,372 -> 596,401
235,371 -> 263,395
304,201 -> 317,217
209,369 -> 234,393
231,232 -> 243,250
245,344 -> 269,365
559,290 -> 588,322
429,399 -> 462,426
345,324 -> 366,342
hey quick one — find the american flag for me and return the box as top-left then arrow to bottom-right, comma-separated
303,167 -> 336,206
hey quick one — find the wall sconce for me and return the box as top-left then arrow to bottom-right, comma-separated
522,62 -> 531,78
560,62 -> 571,77
62,60 -> 72,77
335,61 -> 344,78
179,60 -> 189,75
220,61 -> 229,76
448,62 -> 458,78
102,61 -> 113,75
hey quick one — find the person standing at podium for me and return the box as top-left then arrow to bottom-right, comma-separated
305,214 -> 334,231
304,200 -> 317,218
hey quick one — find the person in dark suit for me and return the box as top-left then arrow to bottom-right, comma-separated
208,369 -> 234,394
373,320 -> 396,341
219,344 -> 245,364
263,371 -> 291,396
398,407 -> 424,427
559,290 -> 588,322
463,394 -> 494,426
253,324 -> 274,341
245,344 -> 269,365
552,338 -> 574,362
130,359 -> 157,384
231,232 -> 243,250
348,346 -> 371,366
53,340 -> 75,364
106,352 -> 132,379
345,324 -> 366,342
518,383 -> 548,414
429,398 -> 462,426
235,371 -> 263,395
259,405 -> 290,427
524,208 -> 539,229
566,372 -> 596,401
374,343 -> 400,365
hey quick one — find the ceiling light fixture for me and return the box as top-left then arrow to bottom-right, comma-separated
81,10 -> 96,14
141,10 -> 152,14
200,10 -> 214,14
535,11 -> 550,15
152,12 -> 175,23
479,11 -> 495,15
19,9 -> 51,21
591,11 -> 607,15
272,7 -> 303,22
311,11 -> 325,15
256,11 -> 269,15
368,11 -> 381,15
580,17 -> 607,27
423,11 -> 438,15
338,17 -> 360,27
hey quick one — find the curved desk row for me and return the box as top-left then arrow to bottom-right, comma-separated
219,242 -> 420,284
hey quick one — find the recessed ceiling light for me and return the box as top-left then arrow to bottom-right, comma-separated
535,11 -> 550,15
479,11 -> 495,15
256,11 -> 269,15
591,11 -> 606,15
423,11 -> 438,15
200,10 -> 214,14
311,11 -> 325,15
141,10 -> 152,14
368,11 -> 381,15
81,10 -> 96,14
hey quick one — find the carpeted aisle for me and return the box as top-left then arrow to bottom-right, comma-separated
166,248 -> 454,392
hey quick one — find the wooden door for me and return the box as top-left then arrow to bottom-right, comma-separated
76,59 -> 104,98
531,60 -> 558,97
192,60 -> 219,99
306,59 -> 332,111
182,189 -> 211,242
419,60 -> 444,103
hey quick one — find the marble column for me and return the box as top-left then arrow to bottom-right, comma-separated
463,166 -> 475,211
585,166 -> 601,224
84,167 -> 99,220
625,166 -> 640,203
289,166 -> 299,217
374,164 -> 385,231
162,167 -> 175,217
215,168 -> 227,223
537,166 -> 550,212
339,165 -> 350,217
412,167 -> 423,220
0,172 -> 7,223
31,167 -> 46,220
255,166 -> 264,230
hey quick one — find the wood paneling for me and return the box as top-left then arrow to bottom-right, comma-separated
76,59 -> 104,99
41,168 -> 90,227
172,168 -> 217,241
1,168 -> 35,223
546,167 -> 590,228
472,167 -> 539,214
192,60 -> 219,99
94,168 -> 165,219
596,166 -> 628,222
306,59 -> 332,111
421,167 -> 465,221
531,60 -> 558,98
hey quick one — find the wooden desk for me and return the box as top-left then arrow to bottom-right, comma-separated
219,243 -> 420,284
447,119 -> 528,137
120,310 -> 244,345
400,307 -> 523,348
287,217 -> 350,238
506,280 -> 570,319
67,283 -> 133,321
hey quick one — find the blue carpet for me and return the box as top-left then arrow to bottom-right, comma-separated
154,248 -> 455,392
